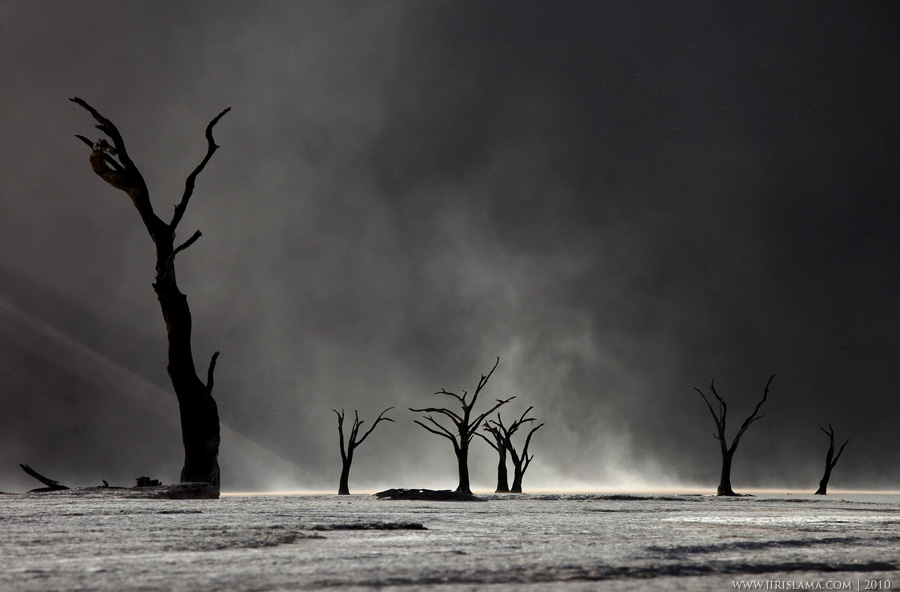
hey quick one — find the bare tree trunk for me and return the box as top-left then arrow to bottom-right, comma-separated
510,468 -> 524,494
456,443 -> 472,494
815,465 -> 833,496
815,424 -> 849,495
717,450 -> 735,496
333,408 -> 394,495
494,449 -> 510,493
477,422 -> 510,493
506,415 -> 543,494
71,98 -> 228,492
160,273 -> 221,489
508,429 -> 541,494
338,458 -> 352,496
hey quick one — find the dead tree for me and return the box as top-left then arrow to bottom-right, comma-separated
333,407 -> 394,495
71,98 -> 229,491
478,406 -> 544,493
507,418 -> 543,494
695,375 -> 775,496
410,357 -> 513,494
478,422 -> 511,493
814,423 -> 849,495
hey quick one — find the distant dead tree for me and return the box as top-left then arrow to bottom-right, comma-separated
410,357 -> 513,494
333,407 -> 395,495
695,375 -> 775,496
72,98 -> 229,492
814,423 -> 849,495
479,407 -> 544,493
479,421 -> 512,493
506,416 -> 543,494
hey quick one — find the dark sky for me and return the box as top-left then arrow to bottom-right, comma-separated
2,1 -> 899,493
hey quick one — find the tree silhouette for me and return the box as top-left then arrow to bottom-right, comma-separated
695,375 -> 775,496
410,357 -> 513,494
71,98 -> 229,492
479,406 -> 544,493
333,407 -> 395,495
479,421 -> 511,493
506,417 -> 543,493
814,423 -> 849,495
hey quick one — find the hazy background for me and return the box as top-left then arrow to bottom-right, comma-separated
2,1 -> 899,493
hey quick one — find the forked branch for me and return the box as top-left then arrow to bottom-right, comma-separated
694,374 -> 776,496
728,374 -> 775,454
820,423 -> 850,469
172,107 -> 231,230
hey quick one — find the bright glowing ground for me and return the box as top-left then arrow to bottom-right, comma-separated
3,491 -> 898,590
222,487 -> 900,496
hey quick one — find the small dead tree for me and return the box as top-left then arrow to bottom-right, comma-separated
507,418 -> 543,494
479,422 -> 511,493
333,407 -> 395,495
410,357 -> 513,494
814,423 -> 849,495
695,375 -> 775,496
478,407 -> 544,493
72,98 -> 229,491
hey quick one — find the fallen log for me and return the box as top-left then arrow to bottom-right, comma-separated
20,464 -> 69,492
374,488 -> 484,502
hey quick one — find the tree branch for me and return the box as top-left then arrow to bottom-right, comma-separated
708,380 -> 728,424
469,356 -> 500,410
206,351 -> 220,395
171,107 -> 231,231
74,134 -> 124,171
355,407 -> 395,447
833,439 -> 850,467
822,423 -> 849,469
728,374 -> 775,453
409,405 -> 462,424
69,97 -> 134,168
476,429 -> 501,452
471,396 -> 516,432
333,409 -> 347,462
521,423 -> 544,455
434,388 -> 467,407
70,97 -> 163,236
695,388 -> 723,431
413,419 -> 459,448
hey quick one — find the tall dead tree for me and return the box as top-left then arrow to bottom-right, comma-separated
333,407 -> 394,495
410,357 -> 513,494
72,98 -> 229,491
695,375 -> 775,496
814,423 -> 849,495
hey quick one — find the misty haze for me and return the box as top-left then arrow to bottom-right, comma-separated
2,1 -> 900,589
